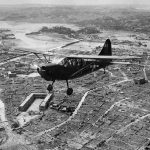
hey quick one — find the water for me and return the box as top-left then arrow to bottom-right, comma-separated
0,21 -> 80,51
0,21 -> 150,59
1,21 -> 149,55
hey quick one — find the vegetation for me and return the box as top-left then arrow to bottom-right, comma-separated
27,26 -> 101,38
40,26 -> 76,34
77,27 -> 100,34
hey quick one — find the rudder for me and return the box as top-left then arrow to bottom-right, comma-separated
99,39 -> 112,56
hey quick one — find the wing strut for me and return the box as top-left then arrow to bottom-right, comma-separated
34,53 -> 45,63
43,54 -> 49,63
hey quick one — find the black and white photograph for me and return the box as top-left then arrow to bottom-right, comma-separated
0,0 -> 150,149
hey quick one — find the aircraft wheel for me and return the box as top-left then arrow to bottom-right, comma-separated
67,88 -> 73,95
47,84 -> 53,92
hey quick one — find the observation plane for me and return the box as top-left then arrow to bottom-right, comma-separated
16,39 -> 141,95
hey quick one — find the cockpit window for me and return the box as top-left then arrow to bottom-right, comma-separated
63,58 -> 69,67
51,56 -> 65,64
63,58 -> 85,67
51,56 -> 86,67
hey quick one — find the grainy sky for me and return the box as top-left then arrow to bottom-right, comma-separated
0,0 -> 150,5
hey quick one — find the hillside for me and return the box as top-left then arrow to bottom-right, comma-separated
0,5 -> 150,33
26,26 -> 101,39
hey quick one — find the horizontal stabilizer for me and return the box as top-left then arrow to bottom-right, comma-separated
110,62 -> 132,65
111,61 -> 150,67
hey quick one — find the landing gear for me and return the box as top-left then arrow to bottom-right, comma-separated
67,88 -> 73,95
47,80 -> 73,95
47,80 -> 55,93
66,80 -> 73,95
47,84 -> 53,92
104,68 -> 106,74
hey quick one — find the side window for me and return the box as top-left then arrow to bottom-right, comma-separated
64,58 -> 73,67
77,59 -> 81,66
68,59 -> 72,66
72,59 -> 76,66
75,58 -> 85,67
81,59 -> 86,66
64,58 -> 69,67
63,58 -> 86,67
60,59 -> 65,65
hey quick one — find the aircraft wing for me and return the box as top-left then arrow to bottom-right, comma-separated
110,62 -> 133,65
14,48 -> 141,61
67,55 -> 141,60
48,39 -> 82,51
15,40 -> 82,55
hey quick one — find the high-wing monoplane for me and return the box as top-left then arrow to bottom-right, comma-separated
15,39 -> 141,95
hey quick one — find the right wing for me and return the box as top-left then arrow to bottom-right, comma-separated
66,54 -> 141,60
15,39 -> 82,56
48,39 -> 82,51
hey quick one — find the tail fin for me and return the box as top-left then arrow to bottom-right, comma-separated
99,39 -> 112,56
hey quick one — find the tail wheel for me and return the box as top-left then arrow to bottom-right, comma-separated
47,84 -> 53,92
67,88 -> 73,95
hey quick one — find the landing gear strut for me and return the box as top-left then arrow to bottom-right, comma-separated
47,80 -> 73,95
47,80 -> 55,92
66,80 -> 73,95
104,68 -> 106,74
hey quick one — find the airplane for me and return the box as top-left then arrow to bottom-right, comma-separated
15,39 -> 141,95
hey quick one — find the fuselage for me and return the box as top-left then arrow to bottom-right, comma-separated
37,57 -> 112,81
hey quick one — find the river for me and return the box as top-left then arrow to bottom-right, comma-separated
0,21 -> 80,51
1,21 -> 150,55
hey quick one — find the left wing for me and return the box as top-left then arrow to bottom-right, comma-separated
15,40 -> 82,56
48,39 -> 82,51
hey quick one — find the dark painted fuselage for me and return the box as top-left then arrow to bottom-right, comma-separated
37,57 -> 112,81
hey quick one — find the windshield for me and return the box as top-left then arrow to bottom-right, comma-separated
51,56 -> 65,64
